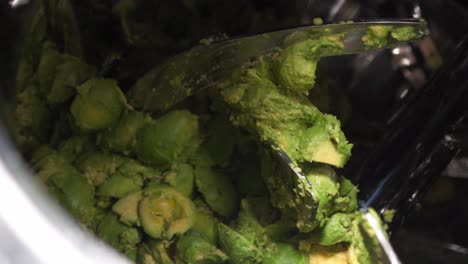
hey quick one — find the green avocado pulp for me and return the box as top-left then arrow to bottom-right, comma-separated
15,3 -> 402,262
218,36 -> 352,168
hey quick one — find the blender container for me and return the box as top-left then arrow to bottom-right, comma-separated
1,0 -> 468,263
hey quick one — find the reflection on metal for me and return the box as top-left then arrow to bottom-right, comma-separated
412,4 -> 422,19
364,212 -> 402,264
329,0 -> 347,20
445,157 -> 468,178
9,0 -> 29,8
399,88 -> 409,99
392,45 -> 416,67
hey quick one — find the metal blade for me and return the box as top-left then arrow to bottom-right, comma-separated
131,20 -> 426,114
260,142 -> 318,232
358,210 -> 402,264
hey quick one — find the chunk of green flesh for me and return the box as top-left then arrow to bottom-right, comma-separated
218,37 -> 352,168
262,243 -> 308,264
97,212 -> 141,261
194,165 -> 238,219
217,223 -> 262,264
112,191 -> 143,226
138,187 -> 196,240
176,232 -> 229,264
362,25 -> 421,49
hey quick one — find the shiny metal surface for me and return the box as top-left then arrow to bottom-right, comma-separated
132,20 -> 425,114
261,142 -> 318,232
363,211 -> 401,264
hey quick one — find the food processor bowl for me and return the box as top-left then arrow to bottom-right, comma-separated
1,0 -> 467,263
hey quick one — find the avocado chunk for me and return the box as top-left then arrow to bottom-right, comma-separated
143,240 -> 174,264
97,172 -> 143,198
333,176 -> 358,213
203,114 -> 238,167
33,151 -> 96,227
98,110 -> 150,155
308,213 -> 354,246
347,210 -> 386,264
36,43 -> 96,105
177,232 -> 229,264
118,159 -> 163,182
97,212 -> 142,261
75,152 -> 125,186
217,223 -> 262,264
47,57 -> 96,104
164,163 -> 195,197
276,36 -> 344,93
194,165 -> 238,218
191,200 -> 219,245
112,191 -> 143,226
138,186 -> 196,240
70,78 -> 127,131
362,25 -> 393,49
15,85 -> 51,151
262,243 -> 308,264
57,136 -> 95,163
304,164 -> 340,227
36,42 -> 63,94
135,110 -> 201,168
236,199 -> 265,244
218,48 -> 352,168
